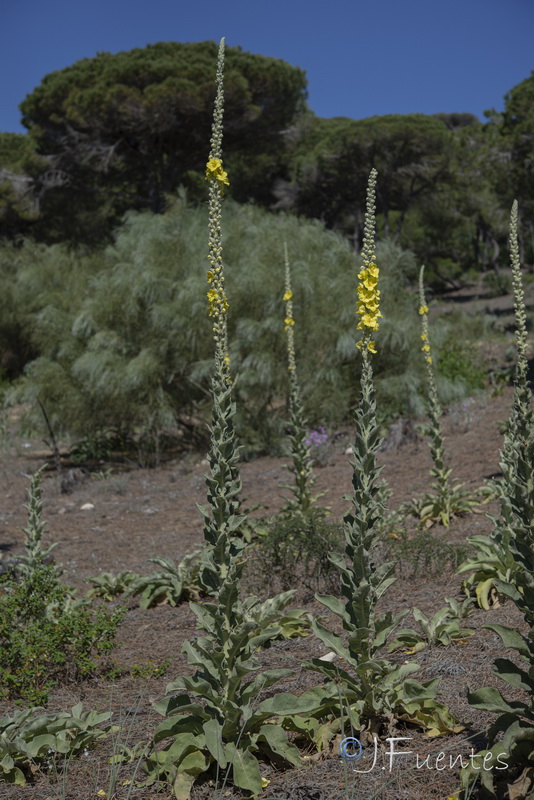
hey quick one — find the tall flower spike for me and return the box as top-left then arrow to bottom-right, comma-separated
198,36 -> 245,590
206,37 -> 230,383
496,199 -> 534,535
281,242 -> 318,515
356,168 -> 381,354
283,243 -> 297,381
416,266 -> 479,526
418,266 -> 449,502
509,199 -> 532,429
419,267 -> 442,420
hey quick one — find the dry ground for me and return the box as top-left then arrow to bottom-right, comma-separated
0,377 -> 531,800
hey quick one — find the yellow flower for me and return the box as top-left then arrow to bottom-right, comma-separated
356,250 -> 380,350
358,314 -> 380,330
283,289 -> 293,301
207,270 -> 215,283
206,157 -> 222,178
419,304 -> 429,315
422,344 -> 431,353
205,157 -> 230,186
426,356 -> 433,365
421,333 -> 427,341
207,287 -> 228,317
284,317 -> 295,327
357,286 -> 375,302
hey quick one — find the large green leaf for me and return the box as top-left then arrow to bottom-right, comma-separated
383,667 -> 428,692
308,618 -> 351,660
153,694 -> 204,718
178,748 -> 210,775
173,771 -> 196,800
23,733 -> 60,757
257,724 -> 301,766
239,669 -> 293,708
494,580 -> 524,605
0,754 -> 26,785
468,686 -> 526,714
493,658 -> 534,692
257,687 -> 328,716
476,578 -> 498,610
400,699 -> 464,736
314,593 -> 349,623
202,719 -> 226,768
485,623 -> 531,658
500,718 -> 534,750
153,715 -> 204,745
225,743 -> 262,795
373,610 -> 407,649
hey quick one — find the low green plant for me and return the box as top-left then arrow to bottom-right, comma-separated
386,528 -> 473,578
0,703 -> 115,786
12,466 -> 60,578
251,510 -> 343,595
128,553 -> 201,609
388,606 -> 474,654
0,564 -> 123,704
407,483 -> 480,528
457,534 -> 515,609
241,593 -> 310,641
438,338 -> 486,394
444,594 -> 476,619
69,430 -> 133,464
0,471 -> 122,704
86,569 -> 141,600
131,659 -> 171,679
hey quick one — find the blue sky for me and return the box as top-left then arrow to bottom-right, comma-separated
1,0 -> 533,133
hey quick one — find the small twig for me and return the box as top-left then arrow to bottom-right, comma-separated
37,398 -> 63,487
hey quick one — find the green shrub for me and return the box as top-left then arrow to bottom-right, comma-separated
438,336 -> 486,392
482,269 -> 512,297
0,564 -> 123,705
386,529 -> 473,578
4,201 -> 483,458
250,511 -> 343,596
